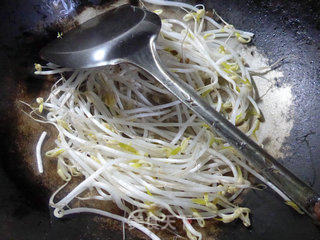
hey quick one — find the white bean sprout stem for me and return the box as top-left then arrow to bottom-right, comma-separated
36,131 -> 47,173
29,1 -> 289,239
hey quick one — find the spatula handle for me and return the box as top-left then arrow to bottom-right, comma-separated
128,40 -> 320,222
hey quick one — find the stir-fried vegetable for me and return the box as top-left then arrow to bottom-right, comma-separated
27,1 -> 289,239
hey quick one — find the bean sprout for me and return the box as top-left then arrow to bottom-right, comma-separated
28,1 -> 288,239
36,131 -> 47,173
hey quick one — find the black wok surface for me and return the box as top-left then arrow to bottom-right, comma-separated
0,0 -> 319,239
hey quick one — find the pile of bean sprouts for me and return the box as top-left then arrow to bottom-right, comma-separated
27,1 -> 290,239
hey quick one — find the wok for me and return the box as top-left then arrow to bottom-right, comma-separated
0,0 -> 319,239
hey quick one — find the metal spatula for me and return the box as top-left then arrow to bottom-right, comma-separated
40,4 -> 320,221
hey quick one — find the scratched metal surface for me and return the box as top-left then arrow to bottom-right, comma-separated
0,0 -> 319,239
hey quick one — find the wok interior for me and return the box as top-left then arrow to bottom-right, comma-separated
0,0 -> 319,239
